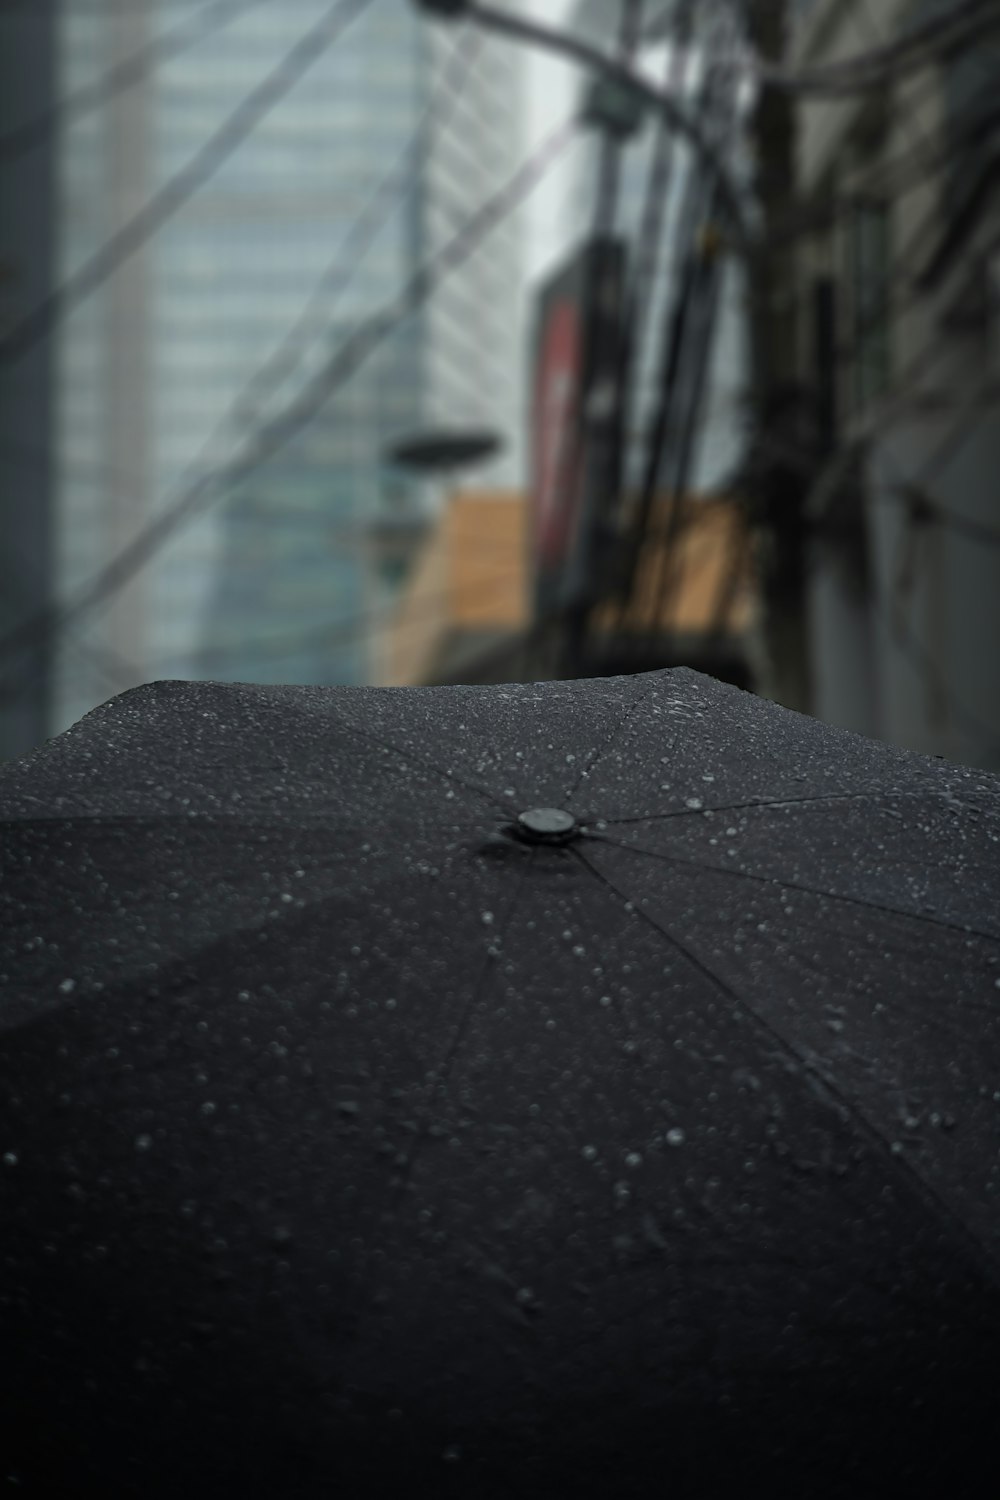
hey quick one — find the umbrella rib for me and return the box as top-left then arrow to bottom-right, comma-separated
386,848 -> 535,1206
597,788 -> 997,828
334,718 -> 516,817
564,682 -> 663,807
569,842 -> 1000,1290
585,831 -> 1000,945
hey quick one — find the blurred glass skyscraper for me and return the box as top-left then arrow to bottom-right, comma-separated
48,0 -> 524,733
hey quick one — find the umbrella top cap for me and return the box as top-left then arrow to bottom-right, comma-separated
516,807 -> 579,846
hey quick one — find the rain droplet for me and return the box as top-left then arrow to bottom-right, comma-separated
666,1127 -> 686,1147
685,798 -> 703,811
442,1445 -> 461,1463
3,1151 -> 19,1167
625,1151 -> 643,1169
201,1101 -> 217,1117
599,995 -> 613,1008
58,978 -> 76,994
134,1134 -> 153,1152
581,1144 -> 598,1161
481,912 -> 494,926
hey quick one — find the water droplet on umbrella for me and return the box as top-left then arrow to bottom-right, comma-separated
666,1127 -> 686,1146
3,1151 -> 19,1167
581,1144 -> 598,1161
685,798 -> 703,811
58,978 -> 75,994
625,1151 -> 642,1169
134,1134 -> 153,1152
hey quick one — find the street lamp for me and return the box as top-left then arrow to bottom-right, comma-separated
386,428 -> 502,474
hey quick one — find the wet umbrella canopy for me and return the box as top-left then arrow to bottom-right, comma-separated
1,668 -> 999,1497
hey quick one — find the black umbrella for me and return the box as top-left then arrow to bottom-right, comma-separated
2,667 -> 999,1498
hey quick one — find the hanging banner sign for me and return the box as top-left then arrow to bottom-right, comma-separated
529,237 -> 626,618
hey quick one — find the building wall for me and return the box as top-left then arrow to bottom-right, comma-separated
791,0 -> 1000,767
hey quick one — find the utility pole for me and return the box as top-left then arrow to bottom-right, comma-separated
743,0 -> 811,712
559,0 -> 644,680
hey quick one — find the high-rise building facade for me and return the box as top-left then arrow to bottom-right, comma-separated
47,0 -> 523,734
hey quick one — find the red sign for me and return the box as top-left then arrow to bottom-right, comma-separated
533,297 -> 583,570
529,239 -> 625,617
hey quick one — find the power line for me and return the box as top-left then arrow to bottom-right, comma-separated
0,0 -> 269,163
0,0 -> 375,368
1,26 -> 489,513
462,0 -> 753,256
0,113 -> 578,686
232,22 -> 484,432
45,545 -> 526,692
884,470 -> 1000,552
642,2 -> 745,638
156,561 -> 527,673
615,0 -> 741,639
752,0 -> 1000,96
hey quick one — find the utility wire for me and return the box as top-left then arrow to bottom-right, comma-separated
615,0 -> 737,638
0,0 -> 375,368
614,0 -> 695,524
752,0 -> 1000,96
1,27 -> 489,511
157,561 -> 527,672
0,113 -> 578,684
613,13 -> 719,628
465,0 -> 752,256
642,2 -> 744,639
55,545 -> 527,690
232,23 -> 484,432
0,0 -> 269,163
